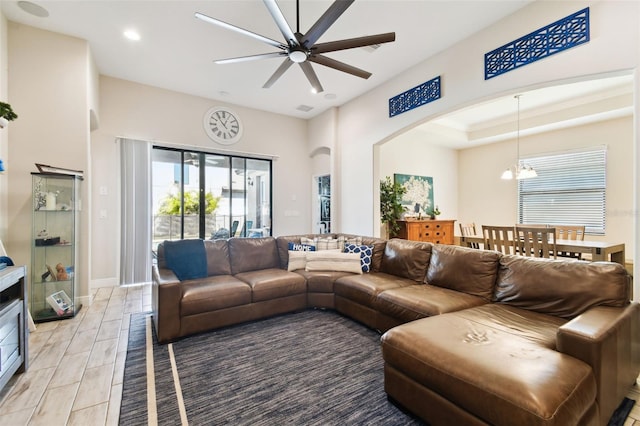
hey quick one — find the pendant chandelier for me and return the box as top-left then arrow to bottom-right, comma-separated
501,94 -> 537,180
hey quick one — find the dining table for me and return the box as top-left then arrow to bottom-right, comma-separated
459,235 -> 626,265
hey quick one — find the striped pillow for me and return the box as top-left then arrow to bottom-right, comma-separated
305,251 -> 362,274
287,251 -> 308,271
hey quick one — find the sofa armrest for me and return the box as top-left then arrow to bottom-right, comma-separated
152,265 -> 183,343
556,303 -> 640,423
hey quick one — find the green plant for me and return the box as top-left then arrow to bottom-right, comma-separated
158,190 -> 220,215
431,205 -> 441,217
0,102 -> 18,121
380,176 -> 407,236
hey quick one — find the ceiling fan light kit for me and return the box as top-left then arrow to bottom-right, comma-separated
195,0 -> 395,93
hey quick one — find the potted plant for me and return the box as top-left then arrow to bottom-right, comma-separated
0,102 -> 18,129
380,176 -> 406,238
429,205 -> 441,220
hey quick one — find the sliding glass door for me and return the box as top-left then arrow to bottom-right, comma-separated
152,147 -> 271,248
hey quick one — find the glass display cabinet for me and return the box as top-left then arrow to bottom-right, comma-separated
31,173 -> 82,322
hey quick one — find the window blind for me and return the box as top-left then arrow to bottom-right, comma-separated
518,147 -> 606,235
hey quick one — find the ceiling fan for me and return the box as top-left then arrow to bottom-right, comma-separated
195,0 -> 396,93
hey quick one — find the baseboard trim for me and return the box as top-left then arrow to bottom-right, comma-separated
91,277 -> 119,288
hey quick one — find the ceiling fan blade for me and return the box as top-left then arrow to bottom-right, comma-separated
312,32 -> 396,54
215,52 -> 287,64
309,55 -> 371,79
263,58 -> 294,88
302,0 -> 355,48
195,12 -> 286,50
263,0 -> 299,47
299,62 -> 324,93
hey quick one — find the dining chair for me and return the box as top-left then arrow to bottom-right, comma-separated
482,225 -> 516,255
237,220 -> 254,237
459,223 -> 479,249
554,225 -> 586,259
230,220 -> 240,237
515,226 -> 557,259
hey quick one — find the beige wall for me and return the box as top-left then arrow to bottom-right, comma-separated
325,0 -> 639,297
327,0 -> 639,236
381,116 -> 634,259
378,133 -> 459,235
7,23 -> 93,303
3,1 -> 639,297
91,77 -> 311,285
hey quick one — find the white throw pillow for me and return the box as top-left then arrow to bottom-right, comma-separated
287,250 -> 307,271
305,251 -> 363,274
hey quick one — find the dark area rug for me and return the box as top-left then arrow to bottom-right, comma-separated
120,310 -> 636,425
608,397 -> 635,426
120,310 -> 423,425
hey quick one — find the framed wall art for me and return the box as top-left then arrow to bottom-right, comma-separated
394,174 -> 434,217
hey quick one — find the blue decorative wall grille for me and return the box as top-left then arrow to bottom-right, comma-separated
485,8 -> 589,80
389,76 -> 441,117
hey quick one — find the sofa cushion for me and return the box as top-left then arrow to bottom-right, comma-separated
380,239 -> 432,282
228,237 -> 280,274
334,272 -> 415,309
234,268 -> 307,302
305,251 -> 362,274
343,244 -> 374,272
204,239 -> 232,276
294,270 -> 354,293
180,275 -> 251,316
162,239 -> 207,281
347,235 -> 387,272
377,284 -> 488,323
426,244 -> 500,301
381,310 -> 595,426
494,255 -> 630,318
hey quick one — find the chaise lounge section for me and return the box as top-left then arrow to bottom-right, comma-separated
152,234 -> 639,425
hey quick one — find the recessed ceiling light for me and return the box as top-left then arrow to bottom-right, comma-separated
17,1 -> 49,18
123,30 -> 141,41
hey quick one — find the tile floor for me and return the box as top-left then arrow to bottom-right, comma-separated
0,284 -> 150,425
0,283 -> 638,425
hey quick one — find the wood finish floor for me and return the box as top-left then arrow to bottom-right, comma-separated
0,283 -> 638,425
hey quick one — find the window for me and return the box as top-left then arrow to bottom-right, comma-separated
518,147 -> 606,235
151,147 -> 272,247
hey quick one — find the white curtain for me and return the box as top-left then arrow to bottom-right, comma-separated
119,138 -> 152,285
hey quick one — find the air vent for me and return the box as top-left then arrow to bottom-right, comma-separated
363,44 -> 381,52
296,105 -> 314,112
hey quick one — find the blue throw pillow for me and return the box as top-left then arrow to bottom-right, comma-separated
0,256 -> 14,266
344,244 -> 373,272
163,239 -> 207,281
288,242 -> 316,252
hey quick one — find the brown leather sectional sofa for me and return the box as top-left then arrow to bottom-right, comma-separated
152,234 -> 639,426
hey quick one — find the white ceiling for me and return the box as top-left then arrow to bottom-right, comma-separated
415,73 -> 634,149
2,1 -> 634,147
2,0 -> 533,118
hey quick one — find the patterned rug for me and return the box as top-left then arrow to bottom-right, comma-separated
119,310 -> 423,425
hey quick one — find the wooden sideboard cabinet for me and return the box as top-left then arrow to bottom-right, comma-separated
395,219 -> 456,245
0,265 -> 28,393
